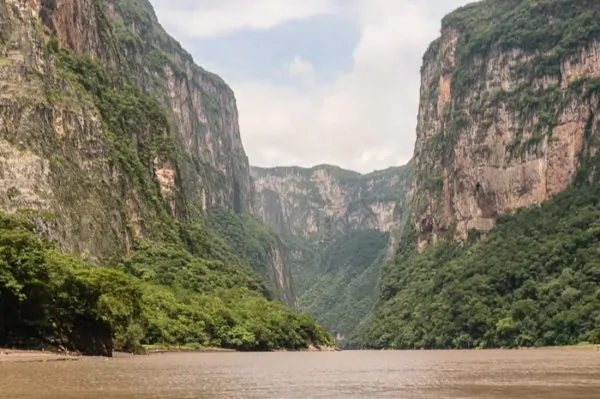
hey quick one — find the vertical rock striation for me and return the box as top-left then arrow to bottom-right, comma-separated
0,0 -> 299,305
412,0 -> 600,250
252,164 -> 413,239
0,0 -> 252,260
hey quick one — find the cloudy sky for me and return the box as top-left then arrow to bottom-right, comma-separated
149,0 -> 474,173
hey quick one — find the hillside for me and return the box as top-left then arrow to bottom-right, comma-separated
362,0 -> 600,348
0,0 -> 330,354
252,163 -> 413,344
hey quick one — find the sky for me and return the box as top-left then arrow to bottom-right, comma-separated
149,0 -> 475,173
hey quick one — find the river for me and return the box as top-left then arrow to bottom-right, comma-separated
0,349 -> 598,398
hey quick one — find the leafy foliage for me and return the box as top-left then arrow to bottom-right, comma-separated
0,212 -> 332,354
292,230 -> 390,347
206,207 -> 296,306
0,213 -> 141,354
363,183 -> 600,349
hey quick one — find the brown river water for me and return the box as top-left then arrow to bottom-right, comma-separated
1,349 -> 599,398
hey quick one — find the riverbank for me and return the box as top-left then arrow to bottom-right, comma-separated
365,343 -> 600,351
0,343 -> 339,363
0,349 -> 79,363
537,343 -> 600,350
278,345 -> 340,352
143,344 -> 339,354
142,345 -> 237,354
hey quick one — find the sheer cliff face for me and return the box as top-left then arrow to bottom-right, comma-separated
0,0 -> 252,261
251,163 -> 413,341
252,164 -> 414,239
104,0 -> 253,216
413,0 -> 600,250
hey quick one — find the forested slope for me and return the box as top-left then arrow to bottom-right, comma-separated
252,164 -> 413,344
362,0 -> 600,348
363,182 -> 600,348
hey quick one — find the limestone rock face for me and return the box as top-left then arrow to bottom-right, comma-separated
0,0 -> 253,261
412,0 -> 600,250
0,0 -> 300,306
252,164 -> 413,240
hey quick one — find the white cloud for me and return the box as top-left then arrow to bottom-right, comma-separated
233,0 -> 464,173
150,0 -> 475,173
152,0 -> 337,39
287,56 -> 314,79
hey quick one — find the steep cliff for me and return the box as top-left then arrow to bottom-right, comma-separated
1,0 -> 252,258
253,163 -> 414,238
0,0 -> 328,354
0,0 -> 298,305
206,207 -> 298,310
412,0 -> 600,250
363,0 -> 600,349
252,163 -> 413,344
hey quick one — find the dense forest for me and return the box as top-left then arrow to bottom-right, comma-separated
363,182 -> 600,348
0,211 -> 332,355
206,208 -> 297,308
289,230 -> 390,345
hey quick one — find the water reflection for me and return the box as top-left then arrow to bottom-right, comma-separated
0,349 -> 598,398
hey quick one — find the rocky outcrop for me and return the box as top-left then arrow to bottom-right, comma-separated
252,164 -> 413,240
412,0 -> 600,250
105,0 -> 254,216
266,243 -> 299,311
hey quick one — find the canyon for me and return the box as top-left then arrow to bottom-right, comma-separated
251,164 -> 413,343
1,0 -> 600,353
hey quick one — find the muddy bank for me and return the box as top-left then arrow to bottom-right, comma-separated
0,349 -> 79,363
271,345 -> 340,352
143,346 -> 237,355
143,344 -> 339,354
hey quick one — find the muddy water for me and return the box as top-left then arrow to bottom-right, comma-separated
0,349 -> 599,398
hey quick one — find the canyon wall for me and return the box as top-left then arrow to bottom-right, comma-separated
412,0 -> 600,250
252,163 -> 413,344
0,0 -> 294,305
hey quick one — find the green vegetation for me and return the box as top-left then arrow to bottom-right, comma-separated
291,230 -> 390,346
362,182 -> 600,349
417,0 -> 600,160
0,213 -> 136,355
366,0 -> 600,350
360,164 -> 414,204
45,39 -> 181,245
0,0 -> 333,355
0,212 -> 332,354
207,208 -> 298,307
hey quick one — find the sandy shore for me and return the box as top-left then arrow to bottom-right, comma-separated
0,349 -> 80,363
